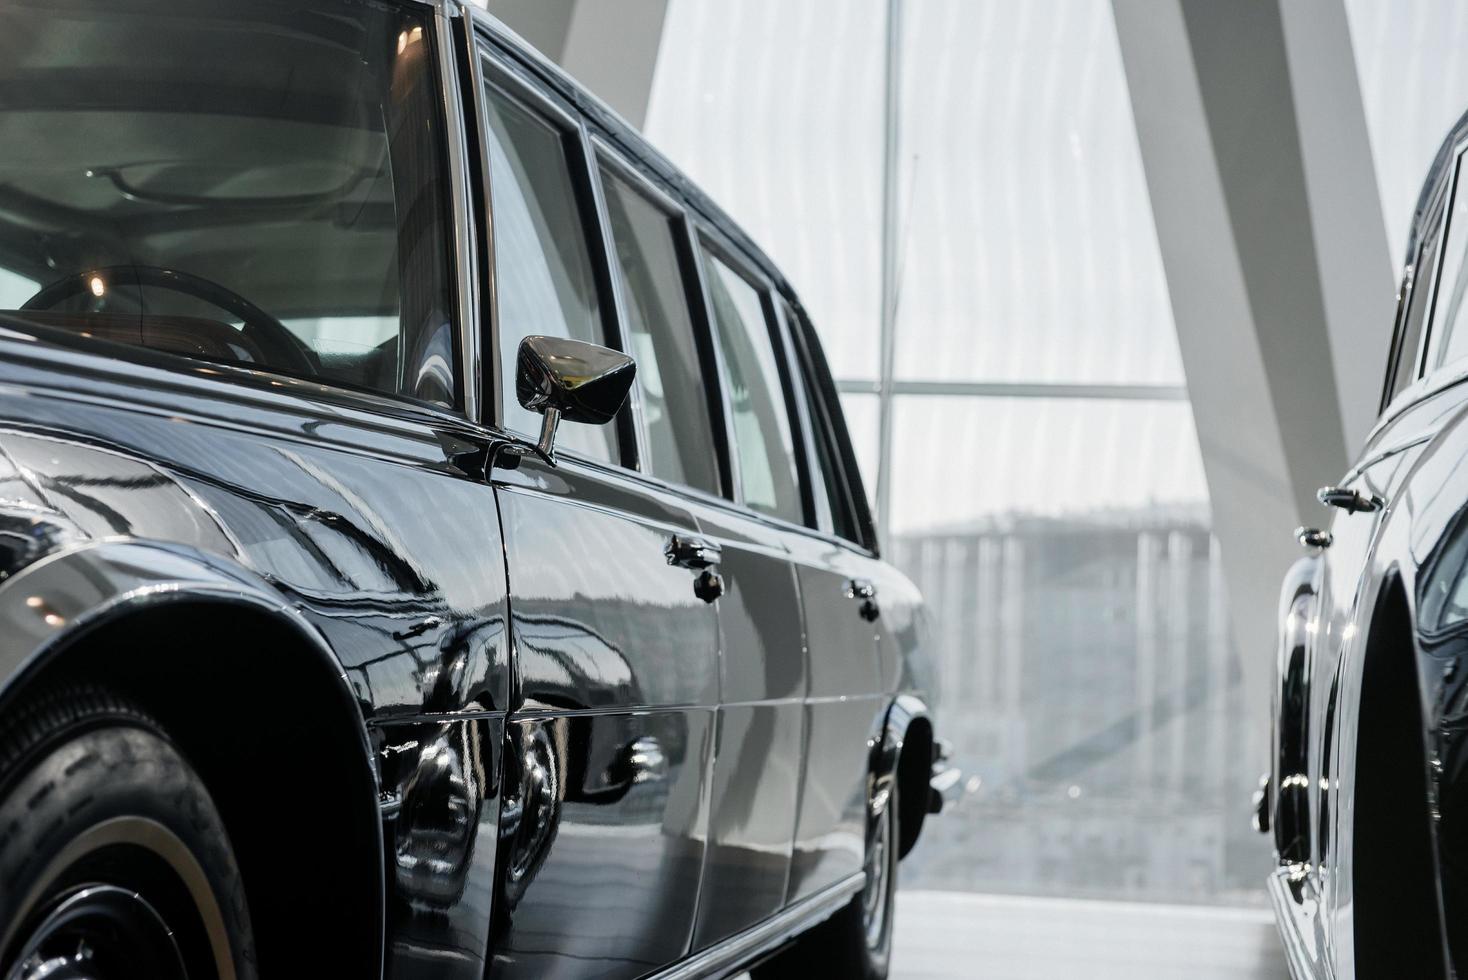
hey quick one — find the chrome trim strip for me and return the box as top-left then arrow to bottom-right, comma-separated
461,13 -> 500,429
649,873 -> 864,980
435,2 -> 481,424
1266,869 -> 1321,980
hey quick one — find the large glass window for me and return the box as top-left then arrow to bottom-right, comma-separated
484,78 -> 616,462
0,0 -> 457,406
703,249 -> 802,523
600,165 -> 720,494
645,0 -> 885,380
650,0 -> 1265,915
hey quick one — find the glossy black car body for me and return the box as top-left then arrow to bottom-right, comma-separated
0,2 -> 944,978
1262,106 -> 1468,979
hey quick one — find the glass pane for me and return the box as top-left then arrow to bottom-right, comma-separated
890,1 -> 1183,385
704,250 -> 801,523
1393,203 -> 1443,402
645,0 -> 884,380
0,0 -> 456,406
787,300 -> 856,540
601,167 -> 720,494
1346,0 -> 1468,262
1432,158 -> 1468,372
838,392 -> 878,508
485,82 -> 616,462
887,396 -> 1267,903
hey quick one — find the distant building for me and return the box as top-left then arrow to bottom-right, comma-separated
893,505 -> 1271,904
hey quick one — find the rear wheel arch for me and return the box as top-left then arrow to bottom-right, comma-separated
0,591 -> 384,979
877,694 -> 935,859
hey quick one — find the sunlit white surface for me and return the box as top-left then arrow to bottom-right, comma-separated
1347,0 -> 1468,265
889,890 -> 1288,980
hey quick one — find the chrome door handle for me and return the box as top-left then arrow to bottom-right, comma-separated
1296,526 -> 1333,549
1317,486 -> 1384,513
845,578 -> 880,621
665,535 -> 722,569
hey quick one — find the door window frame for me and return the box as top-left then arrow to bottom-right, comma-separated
469,12 -> 876,554
1381,147 -> 1458,419
471,39 -> 640,470
688,229 -> 807,519
591,138 -> 733,498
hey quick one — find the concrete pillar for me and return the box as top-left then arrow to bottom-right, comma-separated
486,0 -> 669,129
1111,0 -> 1395,717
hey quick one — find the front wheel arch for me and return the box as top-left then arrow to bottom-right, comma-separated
1352,575 -> 1448,978
4,599 -> 384,980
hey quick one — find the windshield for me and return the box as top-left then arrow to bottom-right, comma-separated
0,0 -> 457,406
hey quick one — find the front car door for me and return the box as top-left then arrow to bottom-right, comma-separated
470,45 -> 719,977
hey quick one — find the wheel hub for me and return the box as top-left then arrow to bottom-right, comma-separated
9,885 -> 187,980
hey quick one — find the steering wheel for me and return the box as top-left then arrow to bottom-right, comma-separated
22,265 -> 318,376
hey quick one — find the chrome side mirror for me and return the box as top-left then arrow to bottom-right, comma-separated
515,335 -> 635,463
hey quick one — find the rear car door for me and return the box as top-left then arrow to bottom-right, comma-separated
676,235 -> 809,948
471,50 -> 719,977
778,302 -> 896,904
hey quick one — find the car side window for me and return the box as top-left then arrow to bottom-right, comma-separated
0,1 -> 457,407
483,76 -> 617,463
599,165 -> 721,495
1431,154 -> 1468,374
1389,202 -> 1445,405
702,247 -> 802,524
785,300 -> 859,541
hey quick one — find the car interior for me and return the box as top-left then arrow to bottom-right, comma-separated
0,0 -> 455,405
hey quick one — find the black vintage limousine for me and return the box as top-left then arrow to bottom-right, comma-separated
1260,104 -> 1468,979
0,1 -> 951,978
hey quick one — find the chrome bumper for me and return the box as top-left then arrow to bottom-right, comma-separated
928,737 -> 961,814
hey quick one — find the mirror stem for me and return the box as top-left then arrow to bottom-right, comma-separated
536,406 -> 561,463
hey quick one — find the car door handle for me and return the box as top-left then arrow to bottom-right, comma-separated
845,578 -> 880,621
1317,486 -> 1384,513
665,534 -> 721,569
1296,526 -> 1333,549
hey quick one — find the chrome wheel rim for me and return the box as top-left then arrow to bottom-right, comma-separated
9,885 -> 187,980
861,803 -> 892,950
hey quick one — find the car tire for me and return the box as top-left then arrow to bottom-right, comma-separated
753,777 -> 898,980
0,685 -> 256,980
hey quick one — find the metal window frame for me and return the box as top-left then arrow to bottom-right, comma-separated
471,42 -> 641,470
591,138 -> 737,498
692,227 -> 808,523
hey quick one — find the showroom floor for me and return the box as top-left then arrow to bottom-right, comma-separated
887,891 -> 1289,979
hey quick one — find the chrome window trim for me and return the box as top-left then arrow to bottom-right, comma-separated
460,9 -> 499,429
435,2 -> 480,423
579,125 -> 649,474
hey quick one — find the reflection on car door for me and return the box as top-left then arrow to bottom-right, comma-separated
594,157 -> 808,949
492,461 -> 719,977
